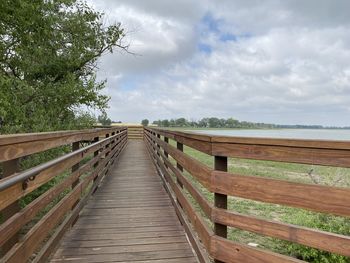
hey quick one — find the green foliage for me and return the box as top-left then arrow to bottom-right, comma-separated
153,117 -> 273,128
98,112 -> 112,126
141,119 -> 149,126
0,0 -> 126,133
152,117 -> 349,129
279,211 -> 350,262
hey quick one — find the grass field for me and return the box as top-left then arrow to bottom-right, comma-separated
164,133 -> 350,262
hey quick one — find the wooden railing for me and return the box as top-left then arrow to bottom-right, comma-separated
144,127 -> 350,263
0,127 -> 127,262
127,125 -> 144,140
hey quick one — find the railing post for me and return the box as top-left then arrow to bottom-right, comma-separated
93,136 -> 99,183
105,133 -> 110,157
164,137 -> 169,168
157,134 -> 161,156
112,131 -> 116,145
71,141 -> 80,188
175,141 -> 184,210
111,131 -> 116,163
164,137 -> 169,158
176,142 -> 184,188
104,133 -> 110,176
1,159 -> 20,255
214,156 -> 228,263
153,132 -> 157,151
71,141 -> 80,213
116,130 -> 120,146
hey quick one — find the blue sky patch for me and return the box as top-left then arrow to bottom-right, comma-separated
201,12 -> 221,33
200,12 -> 241,43
220,33 -> 237,42
119,75 -> 145,91
198,43 -> 212,54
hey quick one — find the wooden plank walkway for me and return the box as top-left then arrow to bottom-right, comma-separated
50,140 -> 198,263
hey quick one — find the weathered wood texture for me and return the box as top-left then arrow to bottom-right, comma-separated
145,136 -> 212,263
145,129 -> 301,262
127,125 -> 144,140
145,127 -> 350,262
145,127 -> 350,167
0,128 -> 121,162
0,159 -> 20,255
2,125 -> 350,263
0,130 -> 127,211
50,140 -> 198,263
0,127 -> 127,262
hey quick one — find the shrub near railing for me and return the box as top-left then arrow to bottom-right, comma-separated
144,127 -> 350,263
0,127 -> 127,262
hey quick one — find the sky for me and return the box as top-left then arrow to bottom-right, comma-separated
88,0 -> 350,126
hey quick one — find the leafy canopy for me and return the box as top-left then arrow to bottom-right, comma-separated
141,119 -> 149,126
0,0 -> 126,133
98,112 -> 111,126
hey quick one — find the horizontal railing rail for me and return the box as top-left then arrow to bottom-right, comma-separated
0,127 -> 121,162
144,127 -> 350,263
0,127 -> 128,262
0,133 -> 123,192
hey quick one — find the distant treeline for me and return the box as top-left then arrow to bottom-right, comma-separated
152,117 -> 350,129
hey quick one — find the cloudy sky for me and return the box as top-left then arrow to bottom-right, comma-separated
88,0 -> 350,126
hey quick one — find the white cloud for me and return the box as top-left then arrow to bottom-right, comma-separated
90,0 -> 350,126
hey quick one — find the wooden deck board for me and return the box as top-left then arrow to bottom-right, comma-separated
50,140 -> 197,263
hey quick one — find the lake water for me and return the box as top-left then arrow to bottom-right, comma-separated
189,129 -> 350,141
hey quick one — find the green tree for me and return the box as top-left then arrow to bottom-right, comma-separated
161,119 -> 169,127
226,118 -> 239,128
141,119 -> 149,126
98,112 -> 112,126
198,118 -> 209,127
175,118 -> 187,127
0,0 -> 126,133
208,117 -> 220,128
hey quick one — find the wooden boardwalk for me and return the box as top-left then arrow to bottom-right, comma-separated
50,140 -> 198,263
2,127 -> 350,262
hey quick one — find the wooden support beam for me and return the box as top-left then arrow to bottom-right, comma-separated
164,137 -> 169,168
176,142 -> 184,188
157,134 -> 161,157
164,137 -> 169,158
1,159 -> 20,256
93,136 -> 99,184
214,156 -> 227,263
71,142 -> 80,189
71,141 -> 80,218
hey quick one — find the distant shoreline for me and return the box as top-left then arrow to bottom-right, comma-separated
166,127 -> 350,131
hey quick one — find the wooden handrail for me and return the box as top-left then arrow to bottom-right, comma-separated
146,127 -> 350,167
0,131 -> 125,192
1,125 -> 349,262
0,127 -> 128,261
0,127 -> 120,146
144,127 -> 350,262
148,127 -> 350,149
0,127 -> 124,161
